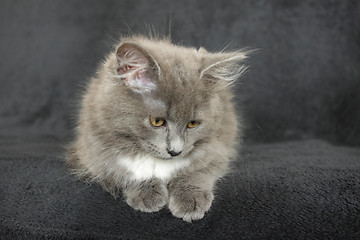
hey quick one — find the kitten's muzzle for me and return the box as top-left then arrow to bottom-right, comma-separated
167,149 -> 182,157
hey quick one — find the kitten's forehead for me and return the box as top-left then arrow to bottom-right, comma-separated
143,95 -> 166,109
155,63 -> 210,121
129,38 -> 213,120
153,85 -> 209,122
142,83 -> 209,121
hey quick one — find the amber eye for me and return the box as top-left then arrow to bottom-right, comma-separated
150,116 -> 166,127
187,120 -> 200,128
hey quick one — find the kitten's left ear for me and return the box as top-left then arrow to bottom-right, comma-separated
116,42 -> 160,93
200,50 -> 250,87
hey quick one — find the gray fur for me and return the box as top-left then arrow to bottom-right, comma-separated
67,35 -> 248,222
124,178 -> 168,213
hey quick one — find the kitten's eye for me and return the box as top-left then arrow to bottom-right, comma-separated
150,116 -> 166,127
187,120 -> 200,128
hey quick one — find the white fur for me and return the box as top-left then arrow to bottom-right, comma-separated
117,154 -> 191,182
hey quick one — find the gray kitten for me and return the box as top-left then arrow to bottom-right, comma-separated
67,36 -> 248,222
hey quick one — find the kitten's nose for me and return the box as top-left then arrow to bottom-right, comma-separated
167,149 -> 182,157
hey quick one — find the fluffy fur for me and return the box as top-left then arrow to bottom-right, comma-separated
67,36 -> 248,222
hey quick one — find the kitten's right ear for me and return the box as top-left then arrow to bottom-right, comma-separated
116,42 -> 159,94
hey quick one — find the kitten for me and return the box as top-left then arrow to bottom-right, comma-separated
67,35 -> 248,222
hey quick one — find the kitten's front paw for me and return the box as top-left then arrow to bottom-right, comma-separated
168,187 -> 214,222
124,179 -> 168,213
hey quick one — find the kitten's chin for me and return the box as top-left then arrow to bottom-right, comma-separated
139,141 -> 195,160
161,147 -> 196,161
158,155 -> 173,160
142,151 -> 172,161
149,152 -> 185,161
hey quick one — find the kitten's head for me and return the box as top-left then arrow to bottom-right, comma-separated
97,36 -> 248,160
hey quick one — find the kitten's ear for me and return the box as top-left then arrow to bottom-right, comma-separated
116,42 -> 159,93
200,51 -> 250,87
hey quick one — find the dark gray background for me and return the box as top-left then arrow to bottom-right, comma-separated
1,2 -> 360,239
1,0 -> 360,145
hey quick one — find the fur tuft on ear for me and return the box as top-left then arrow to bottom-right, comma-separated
200,50 -> 251,87
116,42 -> 159,93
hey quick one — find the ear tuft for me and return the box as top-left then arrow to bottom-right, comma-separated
200,50 -> 250,87
116,43 -> 158,93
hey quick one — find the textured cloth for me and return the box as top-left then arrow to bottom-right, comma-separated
1,137 -> 359,239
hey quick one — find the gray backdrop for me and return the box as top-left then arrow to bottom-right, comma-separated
1,0 -> 359,145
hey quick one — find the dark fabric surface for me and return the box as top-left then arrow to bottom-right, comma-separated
1,137 -> 359,239
1,0 -> 360,145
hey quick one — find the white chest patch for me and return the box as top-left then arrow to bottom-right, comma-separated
117,154 -> 191,182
